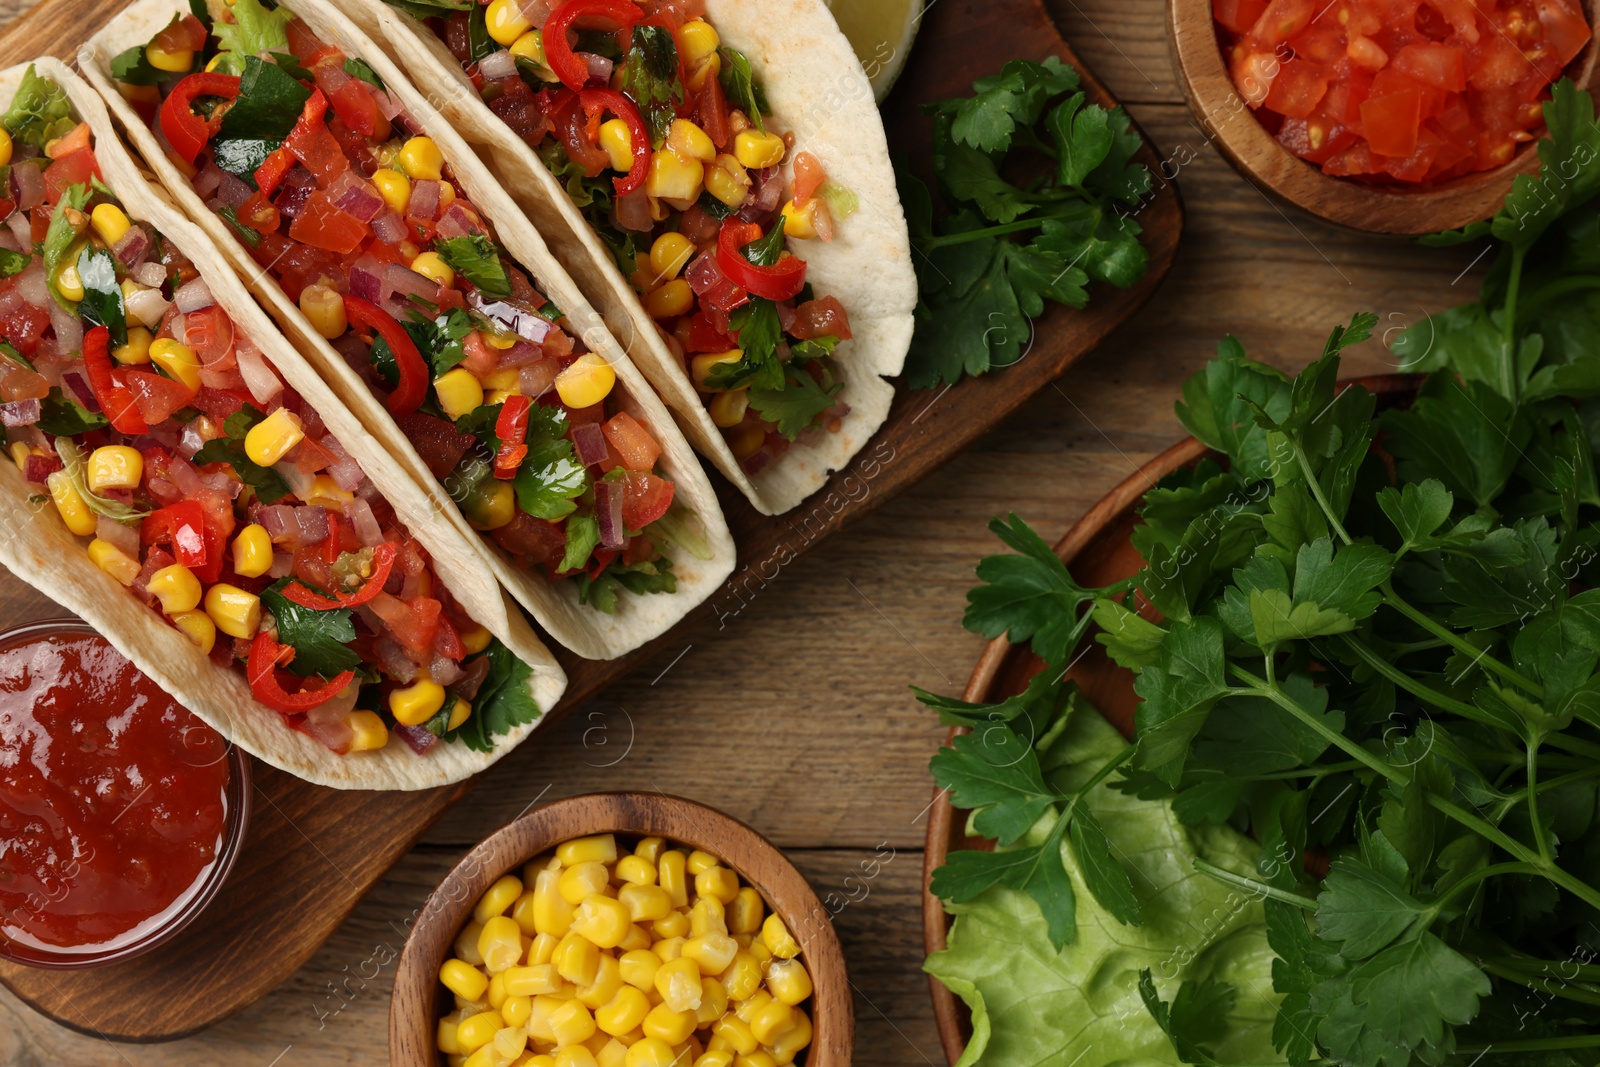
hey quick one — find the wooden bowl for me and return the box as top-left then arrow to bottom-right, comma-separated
919,375 -> 1416,1063
1167,0 -> 1600,234
391,792 -> 852,1066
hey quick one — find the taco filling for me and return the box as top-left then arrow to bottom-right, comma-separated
112,1 -> 684,613
0,67 -> 541,756
383,0 -> 856,476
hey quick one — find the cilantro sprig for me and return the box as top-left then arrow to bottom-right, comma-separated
901,58 -> 1153,387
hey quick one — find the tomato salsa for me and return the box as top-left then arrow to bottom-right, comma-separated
388,0 -> 857,474
0,68 -> 537,757
1217,0 -> 1591,183
0,626 -> 233,959
113,2 -> 686,612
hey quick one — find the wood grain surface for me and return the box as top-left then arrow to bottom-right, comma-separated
0,0 -> 1505,1062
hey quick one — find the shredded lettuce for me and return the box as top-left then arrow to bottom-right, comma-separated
924,702 -> 1283,1067
1,65 -> 77,150
649,503 -> 714,562
211,0 -> 293,77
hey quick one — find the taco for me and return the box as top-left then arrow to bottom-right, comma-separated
331,0 -> 915,516
0,58 -> 567,790
83,0 -> 737,660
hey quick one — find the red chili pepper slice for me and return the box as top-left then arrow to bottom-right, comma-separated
543,0 -> 642,90
247,631 -> 356,714
578,88 -> 652,196
342,296 -> 429,416
141,501 -> 210,571
493,395 -> 532,479
254,145 -> 296,197
82,325 -> 149,435
159,72 -> 242,165
281,542 -> 400,611
716,220 -> 807,302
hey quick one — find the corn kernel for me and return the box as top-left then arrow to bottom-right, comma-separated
149,338 -> 201,391
690,897 -> 726,938
625,1039 -> 678,1067
686,49 -> 721,92
705,154 -> 751,208
573,894 -> 633,949
557,836 -> 619,867
47,470 -> 97,537
760,915 -> 799,960
696,977 -> 730,1025
555,353 -> 616,409
345,710 -> 388,751
619,923 -> 651,952
634,838 -> 666,863
299,283 -> 347,339
678,18 -> 720,62
619,948 -> 661,991
390,675 -> 448,727
493,1025 -> 528,1062
654,956 -> 703,1013
654,911 -> 689,940
528,930 -> 560,966
457,922 -> 487,966
764,958 -> 812,1006
734,990 -> 772,1024
529,994 -> 567,1044
464,479 -> 516,531
737,1053 -> 778,1067
691,350 -> 744,390
442,959 -> 491,1002
171,609 -> 216,654
476,874 -> 524,922
399,136 -> 445,181
434,367 -> 484,420
655,934 -> 686,961
694,1053 -> 734,1067
747,939 -> 772,966
502,994 -> 533,1029
644,279 -> 694,319
683,933 -> 737,976
204,583 -> 261,639
549,998 -> 596,1047
728,424 -> 766,460
642,1002 -> 697,1045
595,984 -> 650,1036
480,915 -> 524,973
229,524 -> 273,579
457,1009 -> 505,1052
0,129 -> 11,167
147,563 -> 202,615
559,861 -> 611,904
412,250 -> 456,288
727,890 -> 763,935
510,29 -> 550,69
779,199 -> 818,240
577,952 -> 624,1011
485,0 -> 532,44
85,445 -> 143,492
619,884 -> 672,923
658,850 -> 689,908
615,855 -> 657,886
556,1049 -> 599,1067
555,931 -> 602,986
7,442 -> 26,471
241,408 -> 303,467
767,1009 -> 810,1065
87,536 -> 141,585
733,130 -> 786,170
645,149 -> 705,202
460,624 -> 492,655
438,1017 -> 463,1056
711,1015 -> 757,1056
372,167 -> 410,214
115,325 -> 153,364
505,963 -> 562,997
721,953 -> 761,1002
535,868 -> 576,937
666,119 -> 716,164
146,42 -> 193,72
696,867 -> 740,905
598,118 -> 634,173
90,204 -> 131,246
749,999 -> 794,1046
486,972 -> 508,1010
54,256 -> 85,302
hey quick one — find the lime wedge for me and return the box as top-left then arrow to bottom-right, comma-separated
823,0 -> 924,102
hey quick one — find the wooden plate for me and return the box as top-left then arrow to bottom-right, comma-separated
0,0 -> 1182,1041
1167,0 -> 1600,235
390,793 -> 851,1066
919,375 -> 1416,1063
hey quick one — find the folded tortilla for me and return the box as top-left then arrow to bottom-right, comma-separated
82,0 -> 737,660
0,57 -> 568,790
336,0 -> 916,517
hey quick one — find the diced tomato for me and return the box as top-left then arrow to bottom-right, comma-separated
1213,0 -> 1268,32
329,80 -> 388,140
288,190 -> 369,254
1263,58 -> 1329,119
1392,43 -> 1466,92
396,411 -> 475,480
1540,0 -> 1592,66
0,299 -> 49,357
619,470 -> 673,530
122,368 -> 197,424
50,123 -> 93,159
791,295 -> 853,341
791,152 -> 827,205
684,310 -> 738,353
155,12 -> 208,53
1252,0 -> 1316,44
42,147 -> 100,205
1362,89 -> 1423,157
601,412 -> 662,471
285,100 -> 349,187
184,305 -> 234,365
191,385 -> 252,421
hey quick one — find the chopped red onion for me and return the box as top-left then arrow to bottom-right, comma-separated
370,209 -> 407,245
5,212 -> 29,250
21,452 -> 61,484
345,495 -> 384,546
479,48 -> 517,80
435,203 -> 480,239
0,228 -> 21,253
61,372 -> 96,411
514,0 -> 554,23
468,293 -> 554,343
320,434 -> 366,492
395,724 -> 436,755
685,251 -> 726,295
49,302 -> 81,353
217,172 -> 253,209
234,335 -> 283,404
193,160 -> 225,199
299,697 -> 356,753
349,256 -> 383,302
453,655 -> 491,700
177,419 -> 210,459
273,179 -> 313,220
429,654 -> 466,687
96,515 -> 141,557
776,301 -> 797,333
382,262 -> 438,309
519,360 -> 559,398
11,161 -> 43,211
112,226 -> 151,268
595,479 -> 624,549
168,313 -> 189,346
374,89 -> 403,122
330,171 -> 384,222
268,551 -> 294,579
408,179 -> 440,221
374,636 -> 421,684
294,505 -> 330,546
174,278 -> 215,313
133,261 -> 166,289
259,504 -> 330,548
583,53 -> 613,86
166,455 -> 205,496
571,421 -> 609,468
126,287 -> 171,329
0,398 -> 39,426
614,188 -> 654,232
496,340 -> 546,368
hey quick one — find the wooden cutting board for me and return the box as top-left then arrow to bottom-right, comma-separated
0,0 -> 1183,1041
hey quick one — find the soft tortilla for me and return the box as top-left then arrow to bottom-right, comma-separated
82,0 -> 737,660
0,58 -> 567,790
336,0 -> 916,517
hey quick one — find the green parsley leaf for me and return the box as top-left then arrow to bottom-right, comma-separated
512,406 -> 587,520
716,47 -> 767,130
963,513 -> 1097,666
75,246 -> 126,347
561,511 -> 602,574
446,638 -> 544,752
260,579 -> 362,679
0,248 -> 30,278
36,386 -> 108,435
380,0 -> 473,21
930,56 -> 1078,154
435,234 -> 512,299
220,204 -> 263,248
191,415 -> 292,504
110,43 -> 174,86
342,57 -> 385,92
217,55 -> 310,142
617,25 -> 682,145
404,308 -> 475,376
1138,970 -> 1236,1067
748,363 -> 841,439
575,558 -> 678,613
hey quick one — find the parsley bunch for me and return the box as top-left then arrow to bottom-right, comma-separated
899,58 -> 1154,388
927,80 -> 1600,1067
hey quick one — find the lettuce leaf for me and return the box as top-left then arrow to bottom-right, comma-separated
924,705 -> 1284,1066
211,0 -> 293,76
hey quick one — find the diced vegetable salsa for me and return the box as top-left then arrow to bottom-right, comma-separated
1216,0 -> 1591,183
392,0 -> 855,475
0,67 -> 533,755
111,0 -> 683,612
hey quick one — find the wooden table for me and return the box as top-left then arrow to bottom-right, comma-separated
0,0 -> 1495,1063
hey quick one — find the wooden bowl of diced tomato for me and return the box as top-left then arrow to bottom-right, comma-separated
1168,0 -> 1599,234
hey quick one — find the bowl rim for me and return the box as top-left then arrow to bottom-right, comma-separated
0,617 -> 252,970
919,374 -> 1419,1063
390,790 -> 854,1066
1165,0 -> 1600,235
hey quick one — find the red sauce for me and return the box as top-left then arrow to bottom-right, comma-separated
0,630 -> 231,955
